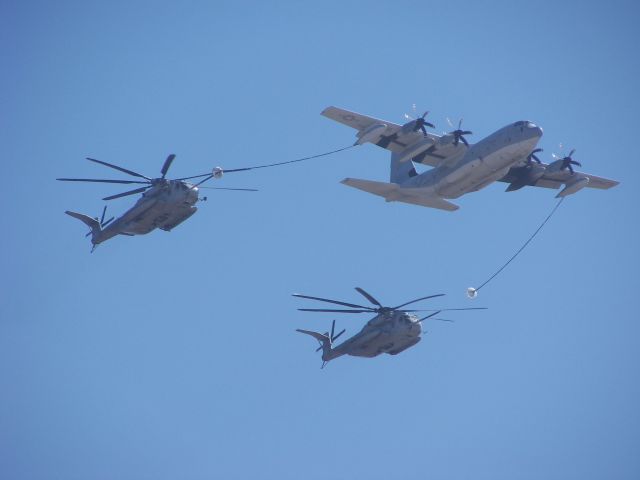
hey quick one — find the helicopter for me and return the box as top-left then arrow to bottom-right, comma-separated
295,287 -> 486,368
57,154 -> 256,251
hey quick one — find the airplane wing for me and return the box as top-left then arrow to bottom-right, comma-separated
534,170 -> 618,190
322,106 -> 463,167
341,178 -> 459,211
321,106 -> 400,132
499,162 -> 619,195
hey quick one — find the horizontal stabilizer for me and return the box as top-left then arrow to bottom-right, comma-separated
395,194 -> 460,211
65,211 -> 100,230
296,329 -> 330,343
341,178 -> 459,211
341,178 -> 397,197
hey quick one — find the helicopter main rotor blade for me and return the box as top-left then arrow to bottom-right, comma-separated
297,308 -> 373,314
292,293 -> 372,310
354,287 -> 383,307
192,175 -> 214,188
160,154 -> 176,179
198,187 -> 259,192
86,157 -> 152,180
218,167 -> 253,173
418,311 -> 441,322
393,293 -> 446,309
174,173 -> 212,181
102,186 -> 151,201
411,307 -> 488,312
56,178 -> 150,185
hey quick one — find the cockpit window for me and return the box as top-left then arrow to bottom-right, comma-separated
514,121 -> 526,126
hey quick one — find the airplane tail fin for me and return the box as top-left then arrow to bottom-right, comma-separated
390,151 -> 417,183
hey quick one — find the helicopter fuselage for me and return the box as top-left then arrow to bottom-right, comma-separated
326,311 -> 423,361
92,180 -> 199,246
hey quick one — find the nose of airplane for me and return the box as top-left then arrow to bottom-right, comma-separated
527,122 -> 543,137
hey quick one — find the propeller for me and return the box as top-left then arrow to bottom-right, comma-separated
293,287 -> 447,315
85,205 -> 114,236
405,105 -> 435,136
552,148 -> 581,174
315,320 -> 346,352
526,148 -> 543,165
447,118 -> 472,147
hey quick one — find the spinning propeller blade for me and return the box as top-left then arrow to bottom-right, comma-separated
553,148 -> 582,174
527,148 -> 543,165
447,118 -> 472,146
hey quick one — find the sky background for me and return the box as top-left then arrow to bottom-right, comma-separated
1,1 -> 639,479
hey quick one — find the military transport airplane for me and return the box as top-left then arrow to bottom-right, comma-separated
321,106 -> 619,211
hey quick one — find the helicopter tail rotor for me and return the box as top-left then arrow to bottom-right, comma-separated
65,210 -> 103,251
296,328 -> 333,368
65,206 -> 115,251
313,320 -> 345,352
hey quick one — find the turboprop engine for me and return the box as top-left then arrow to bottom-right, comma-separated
505,163 -> 547,191
397,137 -> 437,163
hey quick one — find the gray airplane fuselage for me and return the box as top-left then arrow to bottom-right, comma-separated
92,180 -> 199,245
324,311 -> 423,362
403,121 -> 543,198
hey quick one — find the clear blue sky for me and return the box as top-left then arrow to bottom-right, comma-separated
1,1 -> 639,479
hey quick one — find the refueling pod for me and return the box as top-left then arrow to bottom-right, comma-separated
557,176 -> 590,197
355,123 -> 388,145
